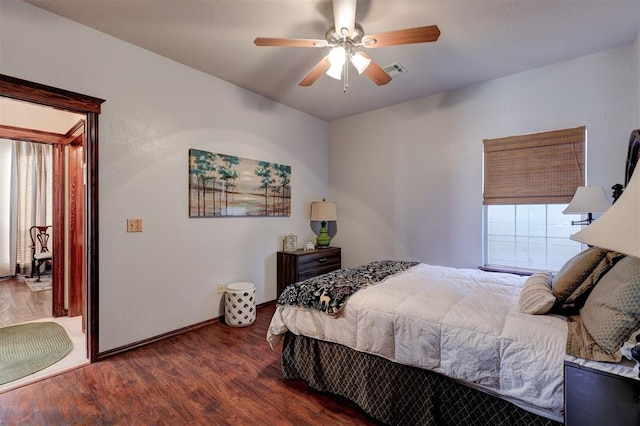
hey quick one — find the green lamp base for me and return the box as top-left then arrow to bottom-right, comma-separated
316,221 -> 332,248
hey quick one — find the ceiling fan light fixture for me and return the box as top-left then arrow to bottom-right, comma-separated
328,46 -> 347,66
350,51 -> 371,74
326,62 -> 343,80
253,1 -> 440,89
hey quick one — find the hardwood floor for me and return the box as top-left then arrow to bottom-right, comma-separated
0,302 -> 380,425
0,276 -> 51,327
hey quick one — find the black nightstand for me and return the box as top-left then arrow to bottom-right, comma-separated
564,360 -> 640,425
276,247 -> 341,297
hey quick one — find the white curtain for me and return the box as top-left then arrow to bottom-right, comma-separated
0,140 -> 15,277
13,141 -> 53,275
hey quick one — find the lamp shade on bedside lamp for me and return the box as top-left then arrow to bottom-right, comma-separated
570,170 -> 640,258
563,185 -> 611,225
310,200 -> 337,248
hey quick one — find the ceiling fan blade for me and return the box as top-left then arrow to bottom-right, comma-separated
362,25 -> 441,48
254,37 -> 328,48
333,0 -> 357,37
359,53 -> 391,86
299,56 -> 331,87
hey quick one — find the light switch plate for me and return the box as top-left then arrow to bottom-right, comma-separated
127,218 -> 142,232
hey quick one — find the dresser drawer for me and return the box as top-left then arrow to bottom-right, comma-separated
299,263 -> 341,281
298,250 -> 341,273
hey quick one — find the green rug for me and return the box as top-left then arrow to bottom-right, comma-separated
0,322 -> 73,385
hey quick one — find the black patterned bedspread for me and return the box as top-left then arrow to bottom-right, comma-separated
276,260 -> 419,315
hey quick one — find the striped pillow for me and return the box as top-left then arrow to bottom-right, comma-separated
519,272 -> 555,315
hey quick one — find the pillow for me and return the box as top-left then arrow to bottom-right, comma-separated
552,249 -> 625,314
581,256 -> 640,354
519,272 -> 555,314
552,247 -> 608,301
566,315 -> 621,362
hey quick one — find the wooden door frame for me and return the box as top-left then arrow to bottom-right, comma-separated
68,139 -> 84,318
52,143 -> 66,317
0,74 -> 104,362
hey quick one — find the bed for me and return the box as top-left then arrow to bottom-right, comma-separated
267,254 -> 640,425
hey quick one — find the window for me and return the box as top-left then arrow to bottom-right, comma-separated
15,141 -> 53,274
485,204 -> 583,271
483,126 -> 586,272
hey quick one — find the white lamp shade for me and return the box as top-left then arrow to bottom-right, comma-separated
570,171 -> 640,258
310,201 -> 337,221
326,62 -> 343,80
328,46 -> 346,66
563,186 -> 611,214
350,52 -> 371,74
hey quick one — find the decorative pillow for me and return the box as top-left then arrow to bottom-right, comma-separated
581,256 -> 640,354
554,250 -> 626,314
519,272 -> 555,315
566,315 -> 621,362
552,247 -> 608,301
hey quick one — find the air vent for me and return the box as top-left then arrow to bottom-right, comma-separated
383,62 -> 408,77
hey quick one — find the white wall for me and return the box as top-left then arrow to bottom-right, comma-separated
0,0 -> 328,351
329,45 -> 634,269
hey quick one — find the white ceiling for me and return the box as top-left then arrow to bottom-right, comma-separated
0,97 -> 84,134
23,0 -> 640,122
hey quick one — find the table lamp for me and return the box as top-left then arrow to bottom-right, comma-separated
310,199 -> 337,248
562,185 -> 611,225
570,171 -> 640,258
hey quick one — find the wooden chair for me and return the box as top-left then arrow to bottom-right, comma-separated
29,225 -> 52,282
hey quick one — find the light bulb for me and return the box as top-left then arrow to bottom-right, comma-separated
350,52 -> 371,74
328,46 -> 346,66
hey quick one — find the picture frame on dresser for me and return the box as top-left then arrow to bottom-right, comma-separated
283,234 -> 297,252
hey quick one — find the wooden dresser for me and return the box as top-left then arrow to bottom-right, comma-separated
276,247 -> 341,297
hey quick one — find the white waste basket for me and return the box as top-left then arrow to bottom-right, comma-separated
224,281 -> 256,327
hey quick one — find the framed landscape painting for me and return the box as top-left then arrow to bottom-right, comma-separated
189,149 -> 291,217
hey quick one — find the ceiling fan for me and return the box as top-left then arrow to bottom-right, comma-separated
253,0 -> 440,90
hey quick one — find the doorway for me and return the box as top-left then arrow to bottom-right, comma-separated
1,101 -> 85,319
0,74 -> 104,364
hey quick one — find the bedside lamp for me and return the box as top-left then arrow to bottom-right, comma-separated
310,199 -> 337,248
570,170 -> 640,258
562,186 -> 611,225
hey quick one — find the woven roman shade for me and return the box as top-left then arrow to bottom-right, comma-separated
483,126 -> 585,205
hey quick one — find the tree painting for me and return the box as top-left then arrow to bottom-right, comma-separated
189,149 -> 291,217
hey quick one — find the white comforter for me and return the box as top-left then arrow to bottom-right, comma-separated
267,263 -> 568,417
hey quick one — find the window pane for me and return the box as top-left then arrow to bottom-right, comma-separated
487,235 -> 515,266
525,236 -> 547,270
487,205 -> 514,235
547,204 -> 581,238
517,205 -> 546,237
485,204 -> 583,272
547,238 -> 582,271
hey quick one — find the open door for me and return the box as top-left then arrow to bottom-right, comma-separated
51,120 -> 85,318
67,128 -> 84,318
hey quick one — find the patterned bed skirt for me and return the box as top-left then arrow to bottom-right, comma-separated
282,332 -> 561,426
